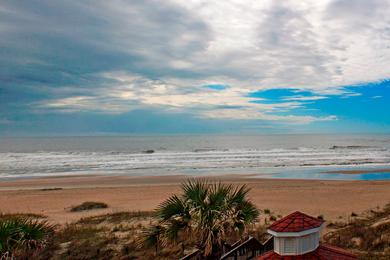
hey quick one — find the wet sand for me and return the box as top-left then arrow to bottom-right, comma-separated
0,175 -> 389,224
323,168 -> 390,174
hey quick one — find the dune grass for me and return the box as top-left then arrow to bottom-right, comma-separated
45,210 -> 266,259
324,203 -> 390,259
77,211 -> 155,225
0,212 -> 47,220
36,210 -> 191,259
3,204 -> 388,259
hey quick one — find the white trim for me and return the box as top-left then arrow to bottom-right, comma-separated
273,231 -> 321,256
267,224 -> 323,237
279,244 -> 320,256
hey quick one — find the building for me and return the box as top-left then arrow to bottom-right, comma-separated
181,236 -> 273,260
258,211 -> 357,259
180,211 -> 357,260
220,236 -> 273,260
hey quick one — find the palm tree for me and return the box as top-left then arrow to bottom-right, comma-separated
0,217 -> 54,259
141,224 -> 164,255
147,179 -> 259,258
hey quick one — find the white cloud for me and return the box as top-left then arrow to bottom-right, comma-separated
40,72 -> 337,124
340,92 -> 362,98
167,0 -> 390,91
282,96 -> 328,101
7,0 -> 388,125
202,109 -> 337,124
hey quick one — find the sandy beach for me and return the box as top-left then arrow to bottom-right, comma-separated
1,175 -> 389,224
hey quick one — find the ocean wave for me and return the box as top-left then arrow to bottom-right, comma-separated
1,146 -> 390,177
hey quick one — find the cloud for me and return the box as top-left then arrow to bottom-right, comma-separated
38,71 -> 337,123
0,0 -> 389,133
282,96 -> 328,101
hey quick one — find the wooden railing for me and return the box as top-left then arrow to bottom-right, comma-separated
180,236 -> 274,260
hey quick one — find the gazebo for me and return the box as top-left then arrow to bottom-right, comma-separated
258,211 -> 356,259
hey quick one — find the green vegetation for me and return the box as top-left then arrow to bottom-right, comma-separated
0,213 -> 47,220
37,211 -> 198,259
1,187 -> 388,259
70,201 -> 108,212
77,210 -> 155,225
0,215 -> 54,259
144,179 -> 260,258
324,203 -> 390,259
3,204 -> 388,259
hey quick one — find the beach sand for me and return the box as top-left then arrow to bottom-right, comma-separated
0,175 -> 389,224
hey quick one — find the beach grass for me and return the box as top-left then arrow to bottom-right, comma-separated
77,210 -> 155,225
324,203 -> 390,259
1,204 -> 389,259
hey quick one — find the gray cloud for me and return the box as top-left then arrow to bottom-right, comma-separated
1,0 -> 389,133
0,0 -> 212,83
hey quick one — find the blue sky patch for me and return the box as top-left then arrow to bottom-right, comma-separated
204,84 -> 228,90
248,88 -> 314,100
304,80 -> 390,123
245,80 -> 389,130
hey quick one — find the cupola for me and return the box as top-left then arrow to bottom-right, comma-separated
267,211 -> 324,256
258,211 -> 357,259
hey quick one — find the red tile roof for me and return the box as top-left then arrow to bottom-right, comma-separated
258,244 -> 357,259
268,211 -> 324,233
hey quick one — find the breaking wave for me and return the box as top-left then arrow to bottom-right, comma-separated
1,145 -> 390,178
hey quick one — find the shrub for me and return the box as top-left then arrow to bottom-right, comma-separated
70,202 -> 108,212
147,179 -> 260,257
40,188 -> 63,191
0,217 -> 54,258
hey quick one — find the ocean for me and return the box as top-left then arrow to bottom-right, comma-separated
1,134 -> 390,180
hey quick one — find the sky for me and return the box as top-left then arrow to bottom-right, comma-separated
1,0 -> 390,135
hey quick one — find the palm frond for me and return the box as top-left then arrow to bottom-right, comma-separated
228,184 -> 250,205
156,195 -> 187,221
182,179 -> 208,205
164,220 -> 183,242
0,217 -> 53,257
140,225 -> 164,248
152,179 -> 260,257
208,182 -> 232,210
237,201 -> 260,223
